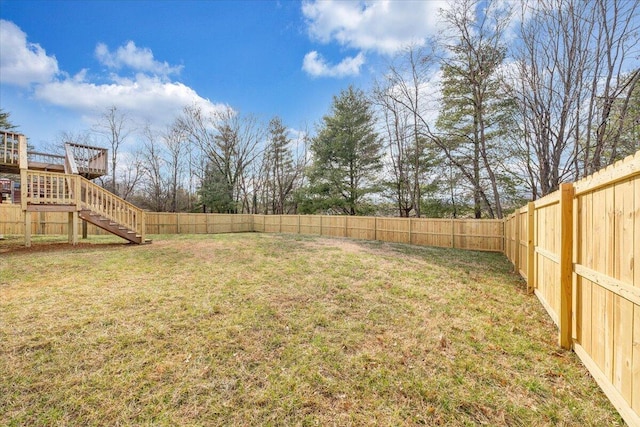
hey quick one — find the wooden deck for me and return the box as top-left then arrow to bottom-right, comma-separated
1,130 -> 148,245
0,131 -> 108,179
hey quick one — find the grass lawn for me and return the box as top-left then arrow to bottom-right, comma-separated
0,233 -> 623,426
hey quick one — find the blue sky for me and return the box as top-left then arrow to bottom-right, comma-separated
0,0 -> 447,149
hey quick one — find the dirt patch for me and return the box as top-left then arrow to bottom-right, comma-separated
0,238 -> 128,255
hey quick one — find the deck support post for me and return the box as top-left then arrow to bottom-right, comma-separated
24,210 -> 31,247
68,211 -> 78,245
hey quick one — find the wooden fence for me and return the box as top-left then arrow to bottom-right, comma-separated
145,212 -> 254,234
0,206 -> 255,236
504,151 -> 640,426
253,214 -> 504,251
0,205 -> 108,236
1,205 -> 504,252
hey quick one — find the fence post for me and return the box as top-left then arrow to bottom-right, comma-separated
559,183 -> 574,349
526,202 -> 535,294
513,211 -> 520,273
20,168 -> 27,211
451,218 -> 455,249
408,217 -> 413,245
374,217 -> 377,241
571,192 -> 579,343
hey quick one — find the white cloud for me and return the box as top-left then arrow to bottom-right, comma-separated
1,20 -> 224,137
0,19 -> 59,86
302,51 -> 365,78
95,41 -> 183,77
34,73 -> 226,128
302,0 -> 450,55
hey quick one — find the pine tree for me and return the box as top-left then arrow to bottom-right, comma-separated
262,117 -> 298,214
0,109 -> 18,131
303,86 -> 383,215
435,5 -> 516,219
199,163 -> 235,213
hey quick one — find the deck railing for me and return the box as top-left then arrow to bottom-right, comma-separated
65,143 -> 108,176
21,170 -> 77,207
27,151 -> 66,167
1,131 -> 21,166
1,130 -> 107,177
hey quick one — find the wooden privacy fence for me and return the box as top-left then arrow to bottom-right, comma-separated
0,205 -> 107,236
145,212 -> 254,234
253,214 -> 504,251
504,151 -> 640,426
1,206 -> 504,252
0,207 -> 254,236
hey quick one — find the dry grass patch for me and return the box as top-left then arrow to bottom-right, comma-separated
0,233 -> 623,426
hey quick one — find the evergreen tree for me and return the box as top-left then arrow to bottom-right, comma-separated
262,117 -> 298,214
303,86 -> 383,215
0,109 -> 18,131
436,1 -> 516,219
199,162 -> 235,213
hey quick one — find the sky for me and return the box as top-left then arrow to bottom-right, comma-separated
0,0 -> 449,150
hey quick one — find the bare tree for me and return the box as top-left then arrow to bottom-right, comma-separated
258,117 -> 301,214
163,124 -> 186,212
374,81 -> 416,217
379,1 -> 515,218
581,0 -> 639,174
435,0 -> 515,219
139,124 -> 168,211
118,151 -> 144,201
177,105 -> 263,213
511,0 -> 639,196
374,44 -> 435,217
93,106 -> 134,195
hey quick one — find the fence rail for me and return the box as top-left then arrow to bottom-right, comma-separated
145,212 -> 254,234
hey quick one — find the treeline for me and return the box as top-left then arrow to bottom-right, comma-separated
20,0 -> 640,218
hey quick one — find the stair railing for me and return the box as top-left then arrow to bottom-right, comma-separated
79,177 -> 145,240
64,144 -> 79,175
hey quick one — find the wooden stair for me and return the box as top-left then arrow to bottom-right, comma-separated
79,209 -> 151,244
